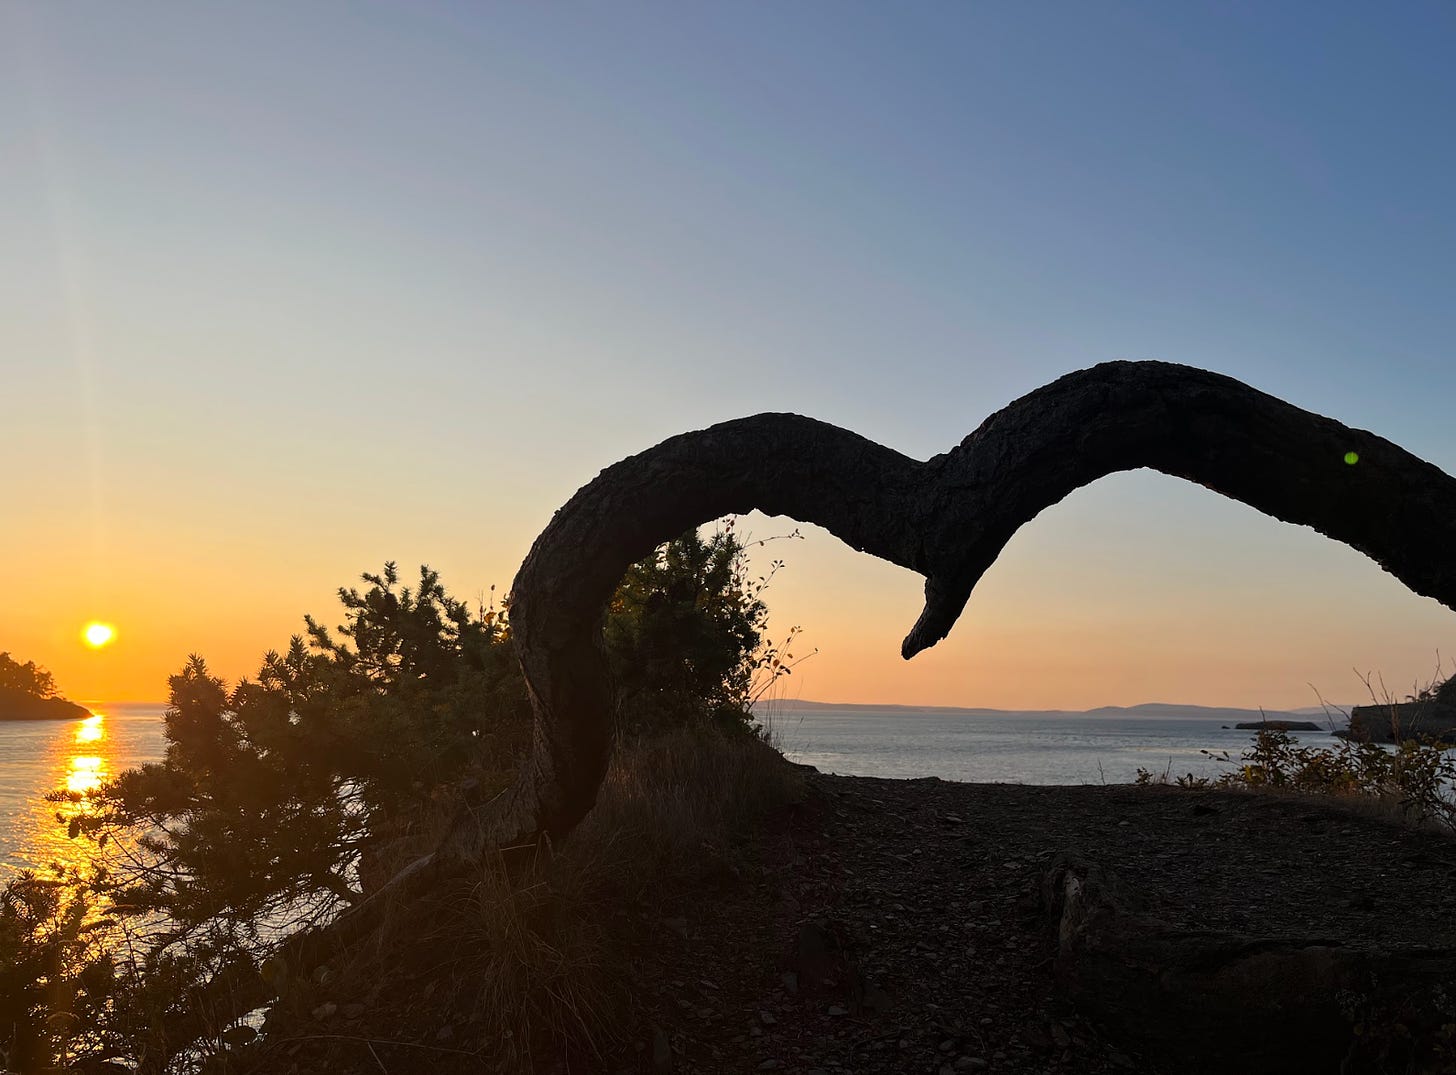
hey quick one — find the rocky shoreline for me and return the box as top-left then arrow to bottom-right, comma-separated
1344,701 -> 1456,744
254,764 -> 1456,1075
606,773 -> 1456,1075
1232,719 -> 1321,731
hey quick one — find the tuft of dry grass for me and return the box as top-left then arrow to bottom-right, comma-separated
574,725 -> 807,894
266,723 -> 805,1073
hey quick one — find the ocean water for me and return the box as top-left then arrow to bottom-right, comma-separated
0,703 -> 167,878
765,702 -> 1337,786
0,700 -> 1328,875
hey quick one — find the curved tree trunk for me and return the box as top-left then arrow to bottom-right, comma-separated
436,359 -> 1456,864
192,359 -> 1456,1066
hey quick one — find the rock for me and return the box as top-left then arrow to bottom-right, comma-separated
310,1001 -> 337,1021
791,918 -> 861,998
651,1026 -> 672,1072
1345,702 -> 1456,743
860,983 -> 892,1012
759,1011 -> 777,1026
1233,720 -> 1320,731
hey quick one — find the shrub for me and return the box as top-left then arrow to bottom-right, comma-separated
0,870 -> 113,1072
1140,729 -> 1456,831
40,523 -> 803,1070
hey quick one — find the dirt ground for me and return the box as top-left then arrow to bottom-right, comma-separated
251,769 -> 1456,1074
603,772 -> 1456,1075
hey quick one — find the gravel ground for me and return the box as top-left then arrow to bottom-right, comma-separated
605,772 -> 1456,1075
249,769 -> 1456,1074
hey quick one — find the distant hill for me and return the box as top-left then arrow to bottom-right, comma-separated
0,685 -> 92,722
765,698 -> 1348,725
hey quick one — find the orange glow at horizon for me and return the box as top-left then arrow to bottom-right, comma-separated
8,480 -> 1456,711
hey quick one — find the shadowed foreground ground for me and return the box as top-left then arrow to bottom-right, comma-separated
254,760 -> 1456,1075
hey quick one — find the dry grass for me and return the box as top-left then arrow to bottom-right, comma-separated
573,725 -> 807,894
266,724 -> 805,1073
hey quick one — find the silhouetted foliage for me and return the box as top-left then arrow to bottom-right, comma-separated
1410,667 -> 1456,708
0,870 -> 110,1073
31,527 -> 790,1069
607,526 -> 766,732
72,564 -> 527,939
1138,729 -> 1456,831
0,653 -> 58,700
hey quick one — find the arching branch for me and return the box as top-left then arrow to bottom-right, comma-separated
438,359 -> 1456,863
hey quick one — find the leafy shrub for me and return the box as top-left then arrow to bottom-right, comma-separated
604,522 -> 807,734
1139,729 -> 1456,831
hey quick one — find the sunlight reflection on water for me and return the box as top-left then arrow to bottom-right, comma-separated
768,706 -> 1337,785
1,706 -> 166,878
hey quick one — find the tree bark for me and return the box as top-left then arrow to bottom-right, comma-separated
438,359 -> 1456,862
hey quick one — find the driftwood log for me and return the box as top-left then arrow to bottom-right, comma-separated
437,358 -> 1456,864
1044,854 -> 1456,1072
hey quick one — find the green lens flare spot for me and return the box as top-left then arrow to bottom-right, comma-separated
1344,451 -> 1360,466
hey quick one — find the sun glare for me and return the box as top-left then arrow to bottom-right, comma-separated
83,622 -> 116,648
66,755 -> 105,796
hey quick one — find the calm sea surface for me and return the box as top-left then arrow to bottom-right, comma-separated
0,701 -> 1326,876
766,703 -> 1335,786
0,703 -> 167,879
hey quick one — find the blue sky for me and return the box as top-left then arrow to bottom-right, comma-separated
4,2 -> 1454,705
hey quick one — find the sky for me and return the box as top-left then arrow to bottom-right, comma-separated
3,2 -> 1455,709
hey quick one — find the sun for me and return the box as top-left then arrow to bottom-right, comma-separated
82,622 -> 116,649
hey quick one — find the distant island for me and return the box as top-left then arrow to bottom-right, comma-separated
1233,719 -> 1321,731
0,687 -> 91,721
769,698 -> 1342,724
0,652 -> 92,721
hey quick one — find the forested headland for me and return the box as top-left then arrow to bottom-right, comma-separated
0,652 -> 91,722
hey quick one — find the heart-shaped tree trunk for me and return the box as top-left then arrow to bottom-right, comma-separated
440,359 -> 1456,863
